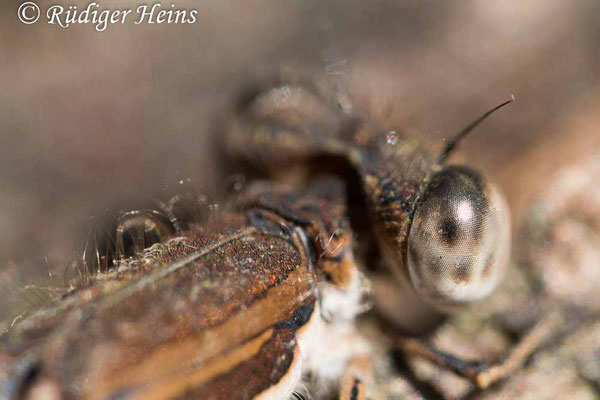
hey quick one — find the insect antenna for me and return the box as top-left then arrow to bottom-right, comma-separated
438,95 -> 515,163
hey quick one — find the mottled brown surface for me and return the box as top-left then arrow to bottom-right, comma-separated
0,221 -> 316,399
179,325 -> 297,400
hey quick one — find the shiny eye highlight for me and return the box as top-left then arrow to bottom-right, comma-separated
407,166 -> 510,308
116,210 -> 174,260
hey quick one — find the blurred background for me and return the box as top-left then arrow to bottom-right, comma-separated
1,0 -> 599,318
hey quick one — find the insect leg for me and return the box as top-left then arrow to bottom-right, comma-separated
397,310 -> 562,388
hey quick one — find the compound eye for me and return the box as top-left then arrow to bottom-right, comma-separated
407,166 -> 510,308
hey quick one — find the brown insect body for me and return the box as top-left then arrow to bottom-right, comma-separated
0,176 -> 366,399
1,74 -> 511,399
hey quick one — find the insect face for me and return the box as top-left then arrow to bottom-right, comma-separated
407,166 -> 510,308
